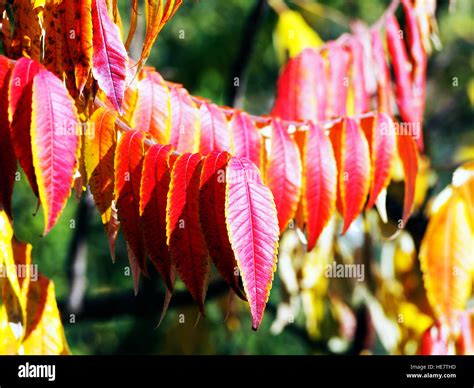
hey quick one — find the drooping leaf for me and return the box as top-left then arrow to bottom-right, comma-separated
371,30 -> 393,115
347,37 -> 370,114
31,69 -> 80,235
115,130 -> 147,289
420,188 -> 474,326
225,157 -> 279,330
396,132 -> 418,226
169,86 -> 200,153
230,111 -> 263,169
272,48 -> 326,122
167,153 -> 209,313
360,113 -> 396,210
199,151 -> 245,300
9,57 -> 42,197
139,144 -> 174,292
0,56 -> 15,219
326,43 -> 350,118
10,0 -> 42,61
132,71 -> 170,144
64,0 -> 93,93
199,102 -> 232,155
84,107 -> 117,225
303,123 -> 337,251
139,0 -> 183,69
91,0 -> 128,113
265,119 -> 302,233
329,118 -> 370,233
22,274 -> 70,355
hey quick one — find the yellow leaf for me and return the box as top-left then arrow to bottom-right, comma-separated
420,187 -> 474,326
274,9 -> 323,62
0,211 -> 21,304
22,275 -> 70,355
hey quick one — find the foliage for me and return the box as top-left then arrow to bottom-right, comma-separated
0,0 -> 472,355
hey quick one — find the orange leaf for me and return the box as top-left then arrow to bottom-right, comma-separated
84,107 -> 118,225
396,132 -> 418,226
361,113 -> 396,210
133,71 -> 170,144
330,118 -> 370,233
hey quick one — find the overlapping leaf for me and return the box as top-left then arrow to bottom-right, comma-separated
167,153 -> 209,313
326,43 -> 350,118
115,130 -> 147,291
31,68 -> 80,235
0,56 -> 15,219
199,151 -> 245,300
230,111 -> 263,169
91,0 -> 128,113
265,119 -> 302,233
133,71 -> 170,144
9,57 -> 42,197
139,144 -> 174,292
303,123 -> 337,251
226,157 -> 279,330
329,118 -> 370,233
199,102 -> 232,155
396,133 -> 418,226
169,86 -> 200,153
84,107 -> 118,225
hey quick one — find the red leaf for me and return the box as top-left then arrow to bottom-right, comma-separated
199,102 -> 232,155
169,86 -> 200,153
303,123 -> 337,251
91,0 -> 128,113
265,119 -> 302,233
0,56 -> 16,218
230,111 -> 263,169
330,118 -> 370,234
139,144 -> 175,292
420,323 -> 449,355
326,43 -> 350,118
348,37 -> 370,114
167,153 -> 209,313
371,30 -> 393,115
272,48 -> 326,122
115,130 -> 147,289
133,71 -> 170,144
9,57 -> 42,197
31,69 -> 80,234
226,157 -> 279,330
396,132 -> 418,226
199,151 -> 246,300
361,113 -> 396,210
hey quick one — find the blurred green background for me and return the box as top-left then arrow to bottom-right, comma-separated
10,0 -> 474,354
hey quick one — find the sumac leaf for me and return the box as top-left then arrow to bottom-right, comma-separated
91,0 -> 128,113
329,118 -> 370,234
265,119 -> 302,233
303,123 -> 337,251
199,151 -> 245,300
167,153 -> 209,313
139,144 -> 174,292
199,102 -> 231,155
31,69 -> 80,234
230,111 -> 263,169
396,132 -> 418,226
226,157 -> 279,330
